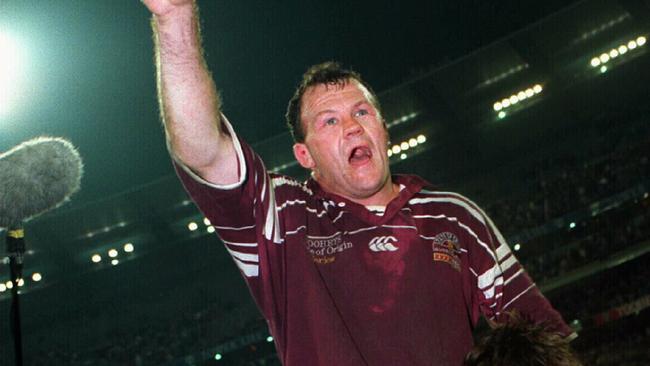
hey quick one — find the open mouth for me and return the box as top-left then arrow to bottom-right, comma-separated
348,146 -> 372,165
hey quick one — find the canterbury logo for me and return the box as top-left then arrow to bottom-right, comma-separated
369,236 -> 399,252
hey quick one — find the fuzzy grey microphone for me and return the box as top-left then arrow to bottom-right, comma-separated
0,137 -> 83,229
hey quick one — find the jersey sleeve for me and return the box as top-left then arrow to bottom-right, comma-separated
171,114 -> 285,323
457,195 -> 576,339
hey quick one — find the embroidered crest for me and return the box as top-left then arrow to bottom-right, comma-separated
431,232 -> 462,272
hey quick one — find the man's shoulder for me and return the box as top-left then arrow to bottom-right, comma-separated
270,173 -> 314,197
408,185 -> 490,223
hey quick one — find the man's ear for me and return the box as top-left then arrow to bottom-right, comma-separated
293,143 -> 315,169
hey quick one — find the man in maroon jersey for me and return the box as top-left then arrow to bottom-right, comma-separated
142,1 -> 575,365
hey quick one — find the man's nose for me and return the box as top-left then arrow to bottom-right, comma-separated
343,116 -> 363,138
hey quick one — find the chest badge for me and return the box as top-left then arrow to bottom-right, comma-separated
369,236 -> 399,252
431,232 -> 462,271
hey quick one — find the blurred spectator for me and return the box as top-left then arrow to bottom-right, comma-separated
464,312 -> 582,366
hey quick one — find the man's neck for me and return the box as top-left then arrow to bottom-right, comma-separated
347,181 -> 400,207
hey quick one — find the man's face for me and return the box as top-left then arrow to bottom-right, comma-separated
292,79 -> 392,203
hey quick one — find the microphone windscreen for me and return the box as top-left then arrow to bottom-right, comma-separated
0,137 -> 83,228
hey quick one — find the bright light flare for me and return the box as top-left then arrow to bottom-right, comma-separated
0,31 -> 27,117
599,53 -> 610,63
408,138 -> 417,147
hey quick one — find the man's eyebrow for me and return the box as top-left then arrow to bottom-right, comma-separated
353,100 -> 372,109
313,109 -> 336,118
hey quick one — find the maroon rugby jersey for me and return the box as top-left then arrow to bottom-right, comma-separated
173,119 -> 573,366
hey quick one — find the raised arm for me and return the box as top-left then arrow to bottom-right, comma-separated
143,0 -> 239,185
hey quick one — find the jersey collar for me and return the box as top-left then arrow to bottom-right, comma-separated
306,175 -> 430,225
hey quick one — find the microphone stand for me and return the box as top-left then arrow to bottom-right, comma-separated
6,227 -> 25,366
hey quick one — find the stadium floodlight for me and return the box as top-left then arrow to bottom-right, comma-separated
207,226 -> 215,234
215,353 -> 223,361
517,91 -> 526,100
600,66 -> 608,73
124,243 -> 134,253
266,336 -> 274,342
0,283 -> 6,292
599,53 -> 610,63
6,281 -> 13,289
590,35 -> 647,69
188,222 -> 198,231
498,111 -> 506,119
92,254 -> 102,263
17,278 -> 24,287
514,243 -> 521,251
387,134 -> 428,159
111,259 -> 119,266
108,249 -> 118,258
494,83 -> 543,114
203,217 -> 211,226
0,30 -> 27,118
32,273 -> 42,282
386,111 -> 420,128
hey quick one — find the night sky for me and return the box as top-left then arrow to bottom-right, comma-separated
0,0 -> 578,208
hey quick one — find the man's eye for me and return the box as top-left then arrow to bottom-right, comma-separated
325,118 -> 337,125
355,109 -> 369,117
